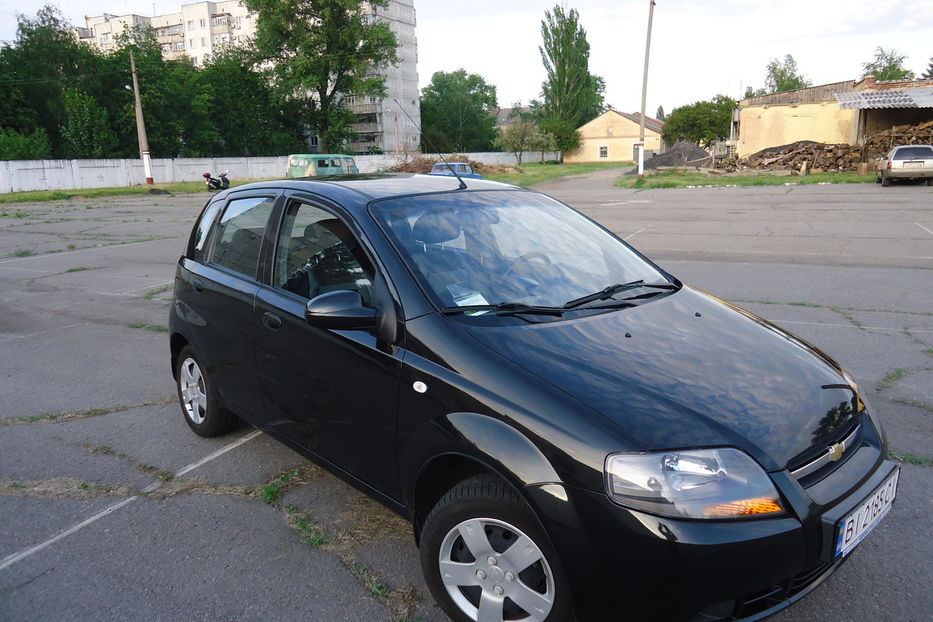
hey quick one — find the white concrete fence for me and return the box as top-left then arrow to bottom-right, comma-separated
0,151 -> 560,194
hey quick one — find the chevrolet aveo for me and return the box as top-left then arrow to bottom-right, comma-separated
169,174 -> 898,622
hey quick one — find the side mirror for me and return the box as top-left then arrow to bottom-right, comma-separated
305,290 -> 378,330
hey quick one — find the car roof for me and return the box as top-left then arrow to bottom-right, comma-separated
228,173 -> 516,202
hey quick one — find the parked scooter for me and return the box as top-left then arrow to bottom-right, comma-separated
203,171 -> 230,191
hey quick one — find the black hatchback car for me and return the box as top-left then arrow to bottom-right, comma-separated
169,174 -> 898,622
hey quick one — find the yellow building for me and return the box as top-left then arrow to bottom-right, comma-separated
736,77 -> 933,156
564,110 -> 664,164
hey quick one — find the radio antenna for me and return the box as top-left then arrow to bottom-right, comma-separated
392,97 -> 467,190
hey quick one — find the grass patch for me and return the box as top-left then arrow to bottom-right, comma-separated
284,505 -> 328,547
789,301 -> 822,308
258,465 -> 321,506
879,368 -> 911,389
0,178 -> 273,204
352,564 -> 391,598
831,307 -> 864,330
614,169 -> 872,189
486,161 -> 633,187
7,248 -> 36,257
893,398 -> 933,413
143,284 -> 173,300
889,449 -> 933,466
65,266 -> 95,273
924,350 -> 933,357
1,396 -> 175,426
129,322 -> 169,332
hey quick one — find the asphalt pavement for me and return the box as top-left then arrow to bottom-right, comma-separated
1,174 -> 931,621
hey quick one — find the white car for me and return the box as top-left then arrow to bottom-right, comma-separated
877,145 -> 933,186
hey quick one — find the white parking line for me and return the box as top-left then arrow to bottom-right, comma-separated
624,222 -> 658,241
0,429 -> 263,572
916,222 -> 933,237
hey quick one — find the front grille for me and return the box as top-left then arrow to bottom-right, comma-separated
789,419 -> 862,484
733,561 -> 832,618
691,561 -> 835,621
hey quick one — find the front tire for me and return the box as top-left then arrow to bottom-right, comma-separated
420,475 -> 573,622
175,346 -> 236,437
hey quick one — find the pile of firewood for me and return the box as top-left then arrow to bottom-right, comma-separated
717,120 -> 933,172
863,120 -> 933,160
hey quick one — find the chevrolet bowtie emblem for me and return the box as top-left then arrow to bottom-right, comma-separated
827,442 -> 845,462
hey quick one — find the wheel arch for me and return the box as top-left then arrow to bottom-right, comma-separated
170,332 -> 190,379
410,412 -> 564,545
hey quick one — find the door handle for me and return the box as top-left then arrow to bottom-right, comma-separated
262,312 -> 282,331
192,278 -> 204,293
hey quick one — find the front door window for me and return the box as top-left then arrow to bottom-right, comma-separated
274,202 -> 374,302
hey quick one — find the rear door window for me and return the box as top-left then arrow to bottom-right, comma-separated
209,196 -> 276,279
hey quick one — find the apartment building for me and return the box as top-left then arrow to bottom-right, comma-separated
73,1 -> 420,155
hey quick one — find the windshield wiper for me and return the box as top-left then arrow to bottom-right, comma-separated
562,280 -> 677,309
442,302 -> 566,317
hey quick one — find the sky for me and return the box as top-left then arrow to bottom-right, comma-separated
2,0 -> 932,116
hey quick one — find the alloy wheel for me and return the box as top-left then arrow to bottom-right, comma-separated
178,357 -> 208,425
438,517 -> 555,622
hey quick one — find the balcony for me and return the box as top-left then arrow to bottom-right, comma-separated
351,122 -> 383,133
346,103 -> 380,115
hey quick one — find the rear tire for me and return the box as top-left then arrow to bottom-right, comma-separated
881,171 -> 891,187
175,346 -> 236,437
420,475 -> 573,622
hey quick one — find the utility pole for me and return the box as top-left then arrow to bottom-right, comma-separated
637,0 -> 656,179
130,50 -> 154,184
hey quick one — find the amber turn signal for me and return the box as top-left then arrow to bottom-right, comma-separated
704,497 -> 783,517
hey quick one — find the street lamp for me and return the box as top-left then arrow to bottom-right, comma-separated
129,51 -> 154,184
638,0 -> 656,179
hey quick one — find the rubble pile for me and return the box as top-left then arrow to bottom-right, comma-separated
717,120 -> 933,172
641,141 -> 712,170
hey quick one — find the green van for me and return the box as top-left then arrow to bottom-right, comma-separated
285,154 -> 360,178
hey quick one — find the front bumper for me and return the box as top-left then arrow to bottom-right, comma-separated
526,427 -> 897,621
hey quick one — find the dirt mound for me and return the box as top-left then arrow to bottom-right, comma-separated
636,141 -> 711,172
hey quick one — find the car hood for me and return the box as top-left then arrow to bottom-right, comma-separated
466,287 -> 857,471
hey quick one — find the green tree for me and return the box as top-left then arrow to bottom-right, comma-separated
537,5 -> 605,157
494,104 -> 537,165
200,48 -> 308,156
655,105 -> 665,121
244,0 -> 398,152
765,54 -> 811,93
527,127 -> 557,163
743,85 -> 768,99
105,27 -> 217,158
661,95 -> 736,149
862,47 -> 915,81
0,127 -> 52,160
923,57 -> 933,80
3,5 -> 105,157
60,89 -> 118,158
420,69 -> 498,153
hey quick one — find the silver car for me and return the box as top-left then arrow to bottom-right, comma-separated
877,144 -> 933,186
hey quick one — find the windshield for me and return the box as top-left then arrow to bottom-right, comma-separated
371,190 -> 669,311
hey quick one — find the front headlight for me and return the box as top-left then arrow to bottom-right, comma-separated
605,448 -> 784,519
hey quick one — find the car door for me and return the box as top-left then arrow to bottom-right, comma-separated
181,192 -> 278,419
254,196 -> 403,499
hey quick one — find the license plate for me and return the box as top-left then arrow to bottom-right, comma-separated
903,161 -> 924,168
835,468 -> 899,558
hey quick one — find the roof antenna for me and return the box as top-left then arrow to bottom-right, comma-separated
392,97 -> 467,190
